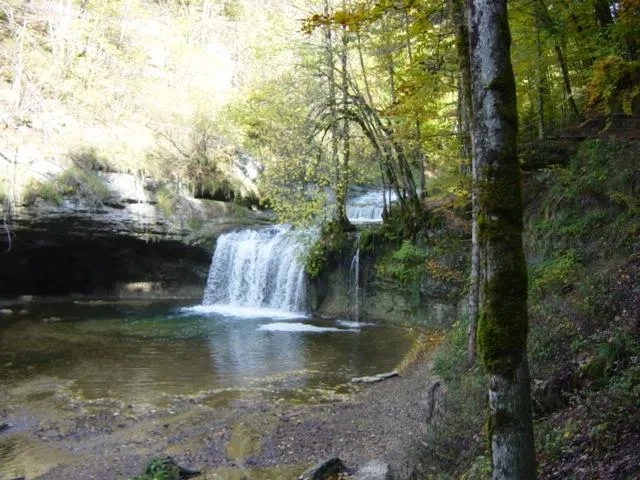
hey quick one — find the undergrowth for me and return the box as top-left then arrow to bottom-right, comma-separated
428,139 -> 640,478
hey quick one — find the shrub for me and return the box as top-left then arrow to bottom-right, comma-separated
530,250 -> 581,297
57,167 -> 112,204
22,179 -> 63,206
304,219 -> 352,279
21,168 -> 111,207
68,147 -> 112,172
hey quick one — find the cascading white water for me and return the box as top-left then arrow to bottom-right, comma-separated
348,234 -> 361,322
202,225 -> 307,314
347,189 -> 398,223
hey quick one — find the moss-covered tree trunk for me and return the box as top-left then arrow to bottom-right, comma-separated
468,0 -> 536,478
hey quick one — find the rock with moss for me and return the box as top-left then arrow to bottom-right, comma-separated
305,218 -> 354,280
131,457 -> 200,480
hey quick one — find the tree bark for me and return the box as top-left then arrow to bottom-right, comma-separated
468,0 -> 536,478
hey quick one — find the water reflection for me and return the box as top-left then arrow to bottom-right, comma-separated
0,301 -> 412,405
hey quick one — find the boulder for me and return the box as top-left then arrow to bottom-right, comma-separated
355,460 -> 392,480
298,457 -> 346,480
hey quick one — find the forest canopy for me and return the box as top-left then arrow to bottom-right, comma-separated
1,0 -> 638,220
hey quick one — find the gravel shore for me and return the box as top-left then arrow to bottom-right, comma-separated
1,348 -> 440,480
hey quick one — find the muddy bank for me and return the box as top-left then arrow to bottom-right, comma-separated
0,337 -> 441,480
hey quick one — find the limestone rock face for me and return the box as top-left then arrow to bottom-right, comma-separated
0,172 -> 269,298
308,233 -> 463,328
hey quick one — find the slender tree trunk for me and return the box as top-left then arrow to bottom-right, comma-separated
553,43 -> 581,120
594,0 -> 615,27
14,14 -> 27,112
537,0 -> 581,121
337,1 -> 350,224
451,0 -> 477,365
403,7 -> 426,198
323,0 -> 340,220
356,32 -> 374,106
535,25 -> 546,140
468,0 -> 536,478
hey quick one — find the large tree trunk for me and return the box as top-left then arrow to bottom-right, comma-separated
468,0 -> 536,478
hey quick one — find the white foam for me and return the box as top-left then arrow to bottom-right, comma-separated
181,304 -> 308,320
258,322 -> 358,333
202,225 -> 308,312
336,320 -> 373,328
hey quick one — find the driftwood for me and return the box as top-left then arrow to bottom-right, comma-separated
350,370 -> 399,384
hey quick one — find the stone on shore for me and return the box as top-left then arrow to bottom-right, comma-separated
297,456 -> 346,480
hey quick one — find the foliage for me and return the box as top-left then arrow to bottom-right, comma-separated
530,250 -> 581,296
381,240 -> 426,285
21,167 -> 111,207
585,56 -> 640,115
428,135 -> 639,476
304,219 -> 352,280
22,179 -> 64,206
1,0 -> 297,204
527,140 -> 639,262
582,329 -> 640,387
131,457 -> 181,480
536,328 -> 640,478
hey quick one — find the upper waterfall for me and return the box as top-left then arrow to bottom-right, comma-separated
202,225 -> 307,315
347,189 -> 398,224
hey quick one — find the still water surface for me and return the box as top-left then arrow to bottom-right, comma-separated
0,301 -> 413,405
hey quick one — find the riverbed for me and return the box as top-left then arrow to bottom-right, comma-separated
0,300 -> 438,479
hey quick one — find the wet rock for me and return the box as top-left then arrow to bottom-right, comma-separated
297,456 -> 345,480
351,371 -> 399,384
355,460 -> 391,480
0,421 -> 12,432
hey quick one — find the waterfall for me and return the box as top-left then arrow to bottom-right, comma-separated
347,189 -> 398,224
202,225 -> 307,314
347,233 -> 361,322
